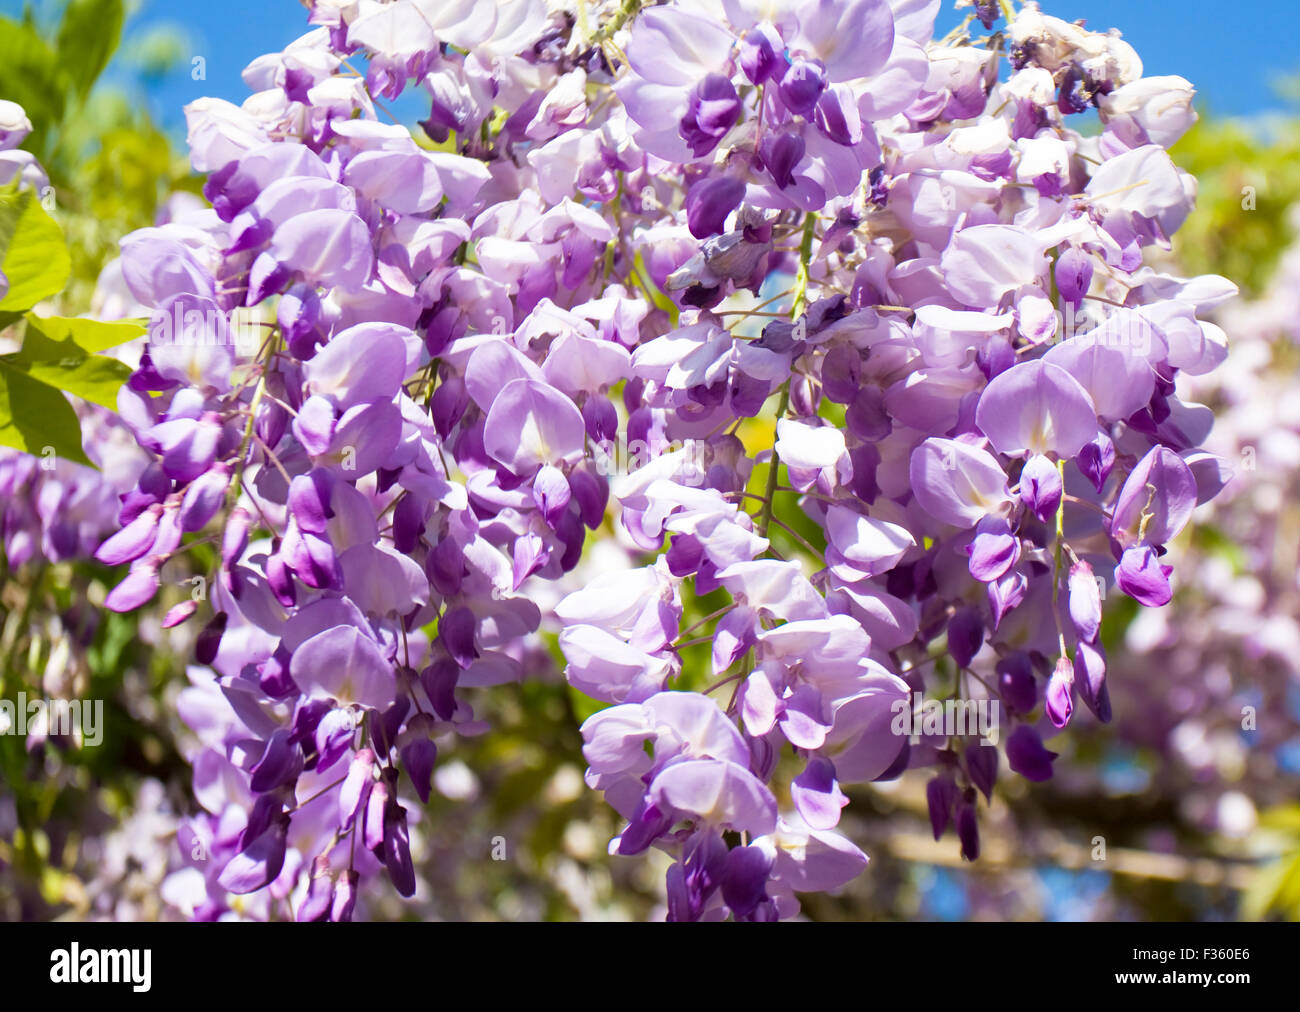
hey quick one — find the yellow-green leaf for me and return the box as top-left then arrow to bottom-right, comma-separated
24,313 -> 146,354
56,0 -> 126,100
0,361 -> 91,467
8,316 -> 131,410
0,184 -> 71,312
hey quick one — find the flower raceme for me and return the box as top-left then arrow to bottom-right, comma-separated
50,0 -> 1237,920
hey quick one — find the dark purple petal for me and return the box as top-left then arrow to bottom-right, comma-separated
759,132 -> 806,190
947,607 -> 984,668
679,74 -> 741,157
289,469 -> 335,535
383,802 -> 416,897
1074,640 -> 1111,722
965,743 -> 998,802
685,176 -> 746,239
218,813 -> 289,894
739,23 -> 783,85
439,606 -> 479,669
250,728 -> 303,793
778,59 -> 827,116
720,845 -> 773,919
400,738 -> 437,804
1006,725 -> 1058,782
195,610 -> 228,666
996,652 -> 1037,714
1078,432 -> 1115,493
926,774 -> 958,840
420,657 -> 460,720
956,800 -> 980,860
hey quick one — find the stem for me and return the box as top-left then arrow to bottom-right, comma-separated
1062,493 -> 1110,518
1052,458 -> 1068,655
228,333 -> 278,506
764,513 -> 824,559
675,604 -> 736,644
0,561 -> 47,690
1055,458 -> 1066,541
790,212 -> 818,320
757,387 -> 789,542
757,212 -> 817,544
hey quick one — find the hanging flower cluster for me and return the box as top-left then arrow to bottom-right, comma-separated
81,0 -> 1236,920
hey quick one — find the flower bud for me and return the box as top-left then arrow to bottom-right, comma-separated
1046,656 -> 1075,728
1006,725 -> 1058,782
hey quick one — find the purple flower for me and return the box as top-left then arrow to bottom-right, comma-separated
1006,726 -> 1058,782
1110,445 -> 1198,550
1046,657 -> 1075,729
1116,544 -> 1174,607
975,360 -> 1098,459
1019,453 -> 1062,522
685,175 -> 747,239
680,75 -> 742,156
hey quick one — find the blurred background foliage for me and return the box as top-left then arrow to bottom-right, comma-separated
0,0 -> 195,919
1,0 -> 1299,921
0,0 -> 198,306
1171,81 -> 1300,296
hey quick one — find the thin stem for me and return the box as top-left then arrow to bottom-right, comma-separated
757,387 -> 789,543
251,431 -> 293,485
775,484 -> 840,505
291,775 -> 348,813
675,604 -> 736,643
756,213 -> 816,546
228,331 -> 278,505
1051,458 -> 1069,656
1063,493 -> 1110,518
0,561 -> 47,688
764,514 -> 824,559
790,212 -> 818,320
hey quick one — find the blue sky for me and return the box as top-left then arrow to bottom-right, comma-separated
5,0 -> 1296,131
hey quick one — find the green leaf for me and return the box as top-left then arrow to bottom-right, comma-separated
0,361 -> 91,466
56,0 -> 125,99
0,183 -> 71,312
9,316 -> 131,410
23,313 -> 146,353
0,18 -> 67,161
